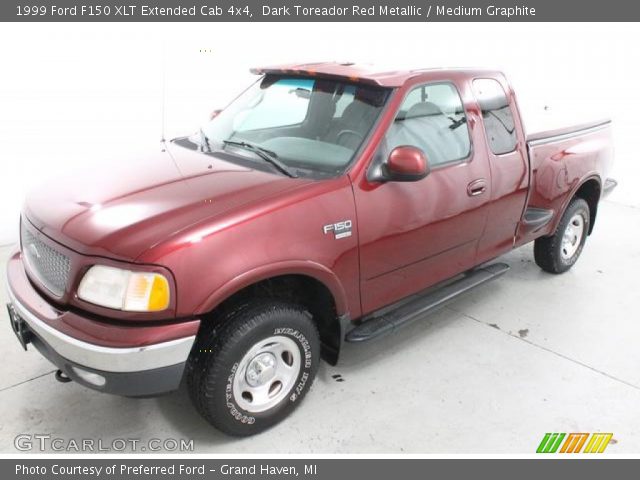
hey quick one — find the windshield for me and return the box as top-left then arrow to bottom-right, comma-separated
193,75 -> 391,177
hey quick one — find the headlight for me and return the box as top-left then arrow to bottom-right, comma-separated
77,265 -> 170,312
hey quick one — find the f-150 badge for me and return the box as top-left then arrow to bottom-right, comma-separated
323,220 -> 352,239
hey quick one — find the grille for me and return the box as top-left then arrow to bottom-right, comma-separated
21,223 -> 71,297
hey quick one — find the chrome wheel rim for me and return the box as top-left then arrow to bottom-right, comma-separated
233,335 -> 301,413
561,213 -> 585,260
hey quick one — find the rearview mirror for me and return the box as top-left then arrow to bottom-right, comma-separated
384,146 -> 430,182
289,87 -> 311,99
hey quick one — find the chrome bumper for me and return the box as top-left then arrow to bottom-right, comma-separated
6,285 -> 195,374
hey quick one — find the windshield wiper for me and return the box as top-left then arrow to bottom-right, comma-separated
448,116 -> 467,131
222,140 -> 298,178
199,128 -> 212,153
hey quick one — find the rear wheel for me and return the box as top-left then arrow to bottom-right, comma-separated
534,198 -> 590,274
186,300 -> 320,436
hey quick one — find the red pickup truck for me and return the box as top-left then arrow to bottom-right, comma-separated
6,63 -> 615,436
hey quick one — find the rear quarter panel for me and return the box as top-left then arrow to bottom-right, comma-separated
515,123 -> 613,246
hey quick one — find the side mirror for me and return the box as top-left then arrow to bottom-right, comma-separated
384,146 -> 430,182
209,109 -> 222,120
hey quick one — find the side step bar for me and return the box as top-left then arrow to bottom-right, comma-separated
345,263 -> 510,343
522,207 -> 554,232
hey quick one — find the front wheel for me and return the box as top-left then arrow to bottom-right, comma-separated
534,197 -> 590,274
186,300 -> 320,436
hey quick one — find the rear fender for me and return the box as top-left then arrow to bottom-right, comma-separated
549,173 -> 601,235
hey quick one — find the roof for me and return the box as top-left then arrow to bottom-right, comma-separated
250,62 -> 501,87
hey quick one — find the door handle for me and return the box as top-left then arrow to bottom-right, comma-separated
467,179 -> 487,197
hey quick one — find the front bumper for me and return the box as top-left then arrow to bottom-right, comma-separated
6,250 -> 199,397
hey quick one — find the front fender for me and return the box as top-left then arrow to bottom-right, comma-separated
194,260 -> 350,316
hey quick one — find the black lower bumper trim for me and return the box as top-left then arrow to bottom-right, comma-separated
29,330 -> 187,397
603,178 -> 618,197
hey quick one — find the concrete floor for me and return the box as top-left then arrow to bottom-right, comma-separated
1,200 -> 638,453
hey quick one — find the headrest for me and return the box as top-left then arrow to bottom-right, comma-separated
341,101 -> 367,122
406,101 -> 443,119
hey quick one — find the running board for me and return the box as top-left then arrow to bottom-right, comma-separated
345,263 -> 510,343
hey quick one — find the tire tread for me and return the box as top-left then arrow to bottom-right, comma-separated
534,197 -> 590,274
186,300 -> 319,436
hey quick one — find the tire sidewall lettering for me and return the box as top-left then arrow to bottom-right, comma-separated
225,362 -> 255,425
226,325 -> 315,423
271,328 -> 313,404
273,327 -> 313,369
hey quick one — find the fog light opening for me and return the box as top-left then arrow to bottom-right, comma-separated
70,366 -> 106,387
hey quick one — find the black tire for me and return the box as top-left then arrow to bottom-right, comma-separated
534,198 -> 590,274
186,300 -> 320,436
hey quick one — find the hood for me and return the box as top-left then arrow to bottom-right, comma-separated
24,142 -> 312,261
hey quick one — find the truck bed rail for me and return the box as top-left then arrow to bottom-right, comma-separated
526,119 -> 611,146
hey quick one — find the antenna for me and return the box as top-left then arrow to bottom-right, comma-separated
160,40 -> 167,143
159,41 -> 183,177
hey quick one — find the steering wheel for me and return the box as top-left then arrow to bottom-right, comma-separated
336,129 -> 364,146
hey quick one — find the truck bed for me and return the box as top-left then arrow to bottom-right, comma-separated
526,118 -> 611,144
514,118 -> 614,247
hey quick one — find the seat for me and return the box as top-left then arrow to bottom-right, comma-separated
324,101 -> 373,149
388,101 -> 468,165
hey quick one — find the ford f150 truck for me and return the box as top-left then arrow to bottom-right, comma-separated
6,63 -> 616,436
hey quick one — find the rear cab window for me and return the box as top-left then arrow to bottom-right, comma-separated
472,78 -> 517,155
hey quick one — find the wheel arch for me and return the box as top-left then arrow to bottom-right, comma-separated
549,174 -> 602,236
195,261 -> 350,365
573,176 -> 602,235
